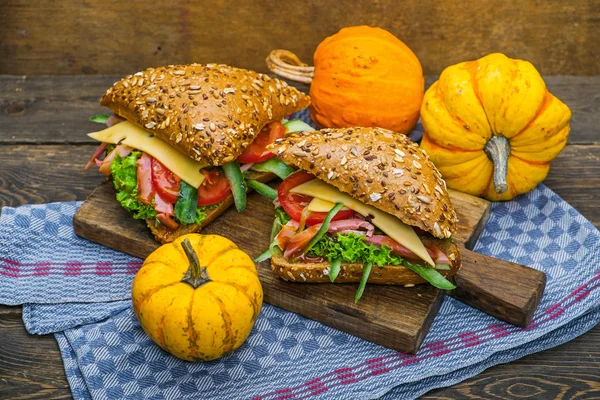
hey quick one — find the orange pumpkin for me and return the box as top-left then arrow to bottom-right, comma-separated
309,26 -> 424,133
132,234 -> 263,361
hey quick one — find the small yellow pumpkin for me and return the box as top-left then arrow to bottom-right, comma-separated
420,53 -> 571,201
132,234 -> 263,361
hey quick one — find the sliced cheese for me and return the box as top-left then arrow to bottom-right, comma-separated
307,198 -> 351,213
307,197 -> 337,212
291,179 -> 435,266
88,121 -> 207,188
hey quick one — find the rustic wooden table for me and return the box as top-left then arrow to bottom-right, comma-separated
0,75 -> 598,399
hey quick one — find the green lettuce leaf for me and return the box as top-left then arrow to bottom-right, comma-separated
275,207 -> 291,225
307,232 -> 404,267
110,151 -> 157,221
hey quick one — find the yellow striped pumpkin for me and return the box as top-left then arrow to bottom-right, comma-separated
132,234 -> 263,361
420,53 -> 571,201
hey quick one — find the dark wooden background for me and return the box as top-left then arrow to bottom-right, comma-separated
1,0 -> 599,76
0,0 -> 599,398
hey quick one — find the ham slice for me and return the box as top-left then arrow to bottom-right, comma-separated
136,153 -> 155,204
327,219 -> 375,237
365,235 -> 450,265
274,223 -> 298,251
157,213 -> 178,230
425,244 -> 451,265
154,191 -> 174,215
284,224 -> 320,259
106,114 -> 125,127
85,142 -> 108,170
98,145 -> 133,176
281,219 -> 375,259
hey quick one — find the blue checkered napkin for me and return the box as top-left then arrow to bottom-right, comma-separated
0,202 -> 141,305
23,300 -> 131,335
16,184 -> 600,400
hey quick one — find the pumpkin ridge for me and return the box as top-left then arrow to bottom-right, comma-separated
186,290 -> 201,360
139,260 -> 183,275
465,60 -> 495,136
508,90 -> 554,141
510,154 -> 550,167
431,72 -> 488,151
214,281 -> 259,321
205,244 -> 238,267
157,296 -> 178,351
136,281 -> 181,308
212,293 -> 236,353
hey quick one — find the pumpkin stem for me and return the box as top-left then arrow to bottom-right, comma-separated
181,238 -> 210,289
484,135 -> 511,194
266,49 -> 314,84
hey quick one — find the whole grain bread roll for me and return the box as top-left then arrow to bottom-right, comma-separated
270,236 -> 460,285
101,64 -> 310,166
268,127 -> 457,239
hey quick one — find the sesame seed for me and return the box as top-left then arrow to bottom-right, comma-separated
209,123 -> 216,131
174,70 -> 185,75
413,160 -> 422,169
340,156 -> 347,165
433,222 -> 442,237
241,85 -> 248,92
224,88 -> 235,94
146,97 -> 156,104
394,156 -> 404,163
156,108 -> 165,115
327,171 -> 336,179
394,149 -> 406,157
393,169 -> 404,176
350,147 -> 359,156
194,123 -> 205,130
370,193 -> 382,202
417,195 -> 431,204
189,85 -> 201,90
145,122 -> 156,129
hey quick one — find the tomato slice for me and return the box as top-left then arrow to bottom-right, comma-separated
236,121 -> 286,164
278,170 -> 355,225
198,168 -> 231,206
151,158 -> 180,204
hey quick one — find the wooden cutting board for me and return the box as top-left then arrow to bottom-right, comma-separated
74,181 -> 546,353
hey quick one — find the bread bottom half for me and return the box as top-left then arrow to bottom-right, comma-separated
270,235 -> 461,286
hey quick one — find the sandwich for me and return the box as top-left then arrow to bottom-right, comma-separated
85,64 -> 311,243
256,127 -> 460,302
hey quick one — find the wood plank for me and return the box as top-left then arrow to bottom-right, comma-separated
0,316 -> 72,400
0,313 -> 597,399
2,75 -> 599,145
452,247 -> 546,327
0,1 -> 598,76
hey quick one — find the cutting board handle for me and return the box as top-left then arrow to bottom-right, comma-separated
451,247 -> 547,327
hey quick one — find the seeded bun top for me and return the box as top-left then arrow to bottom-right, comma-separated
101,64 -> 310,166
268,127 -> 457,238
